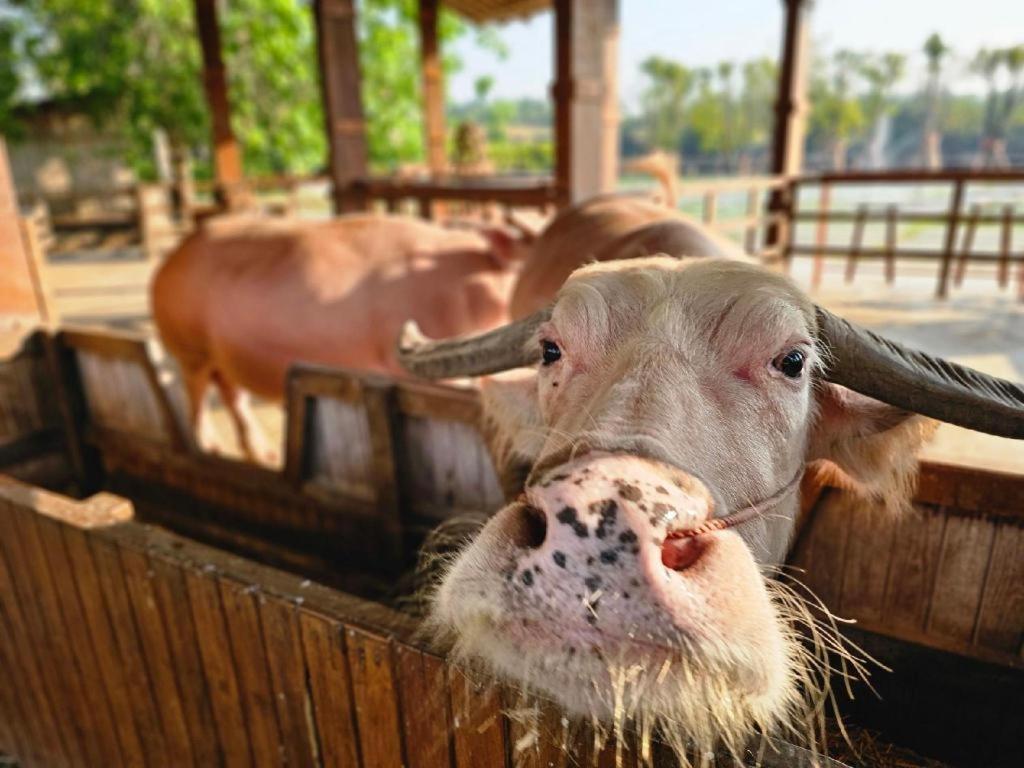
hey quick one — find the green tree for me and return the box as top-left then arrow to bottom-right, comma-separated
809,49 -> 865,170
638,56 -> 693,152
854,51 -> 906,167
972,45 -> 1024,166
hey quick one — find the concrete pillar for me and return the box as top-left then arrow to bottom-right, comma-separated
570,0 -> 619,202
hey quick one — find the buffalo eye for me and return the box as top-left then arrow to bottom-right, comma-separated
772,349 -> 805,379
541,339 -> 562,366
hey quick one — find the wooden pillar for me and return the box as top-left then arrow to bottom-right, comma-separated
193,0 -> 244,209
419,0 -> 446,176
552,0 -> 573,207
315,0 -> 369,213
570,0 -> 619,202
765,0 -> 810,250
0,137 -> 45,341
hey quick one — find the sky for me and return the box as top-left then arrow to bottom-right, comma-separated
447,0 -> 1024,108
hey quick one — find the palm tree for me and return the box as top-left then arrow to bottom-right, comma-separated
921,33 -> 950,168
973,46 -> 1024,167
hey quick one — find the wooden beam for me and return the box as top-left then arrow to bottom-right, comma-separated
193,0 -> 244,208
765,0 -> 809,251
418,0 -> 446,175
314,0 -> 369,213
770,0 -> 809,177
552,0 -> 573,207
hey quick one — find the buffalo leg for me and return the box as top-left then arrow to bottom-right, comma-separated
211,373 -> 278,465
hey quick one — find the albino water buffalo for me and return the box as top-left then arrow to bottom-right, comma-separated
398,251 -> 1024,759
152,213 -> 527,462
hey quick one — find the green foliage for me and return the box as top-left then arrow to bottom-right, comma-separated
639,56 -> 693,151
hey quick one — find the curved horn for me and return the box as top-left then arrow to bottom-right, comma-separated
816,307 -> 1024,439
397,308 -> 552,379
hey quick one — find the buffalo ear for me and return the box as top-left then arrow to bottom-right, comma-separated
806,383 -> 938,508
479,370 -> 544,499
479,226 -> 531,267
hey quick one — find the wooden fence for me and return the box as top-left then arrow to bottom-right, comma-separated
1,327 -> 1022,766
783,170 -> 1024,298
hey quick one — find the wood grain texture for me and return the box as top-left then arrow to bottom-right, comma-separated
927,514 -> 997,644
300,612 -> 361,768
394,644 -> 453,768
346,627 -> 406,768
972,522 -> 1024,654
449,669 -> 508,768
185,567 -> 254,767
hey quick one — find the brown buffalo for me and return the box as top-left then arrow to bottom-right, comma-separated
152,213 -> 527,461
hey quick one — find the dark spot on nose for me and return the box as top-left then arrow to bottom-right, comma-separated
618,530 -> 638,544
599,549 -> 618,565
508,504 -> 547,549
584,575 -> 602,591
616,482 -> 643,502
521,570 -> 534,586
589,499 -> 618,539
552,551 -> 567,568
556,506 -> 589,538
655,486 -> 669,495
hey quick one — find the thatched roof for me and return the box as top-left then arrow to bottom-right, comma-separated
443,0 -> 551,23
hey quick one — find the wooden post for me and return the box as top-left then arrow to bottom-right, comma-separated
552,0 -> 573,207
935,179 -> 964,299
569,0 -> 619,202
953,204 -> 980,287
0,137 -> 46,341
998,204 -> 1013,289
193,0 -> 244,209
884,204 -> 898,285
811,183 -> 830,289
765,0 -> 809,250
419,0 -> 446,176
314,0 -> 369,213
844,204 -> 868,283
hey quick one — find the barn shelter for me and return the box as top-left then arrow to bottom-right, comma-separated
193,0 -> 809,213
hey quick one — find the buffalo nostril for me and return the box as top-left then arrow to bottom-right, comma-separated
661,535 -> 707,570
506,503 -> 548,550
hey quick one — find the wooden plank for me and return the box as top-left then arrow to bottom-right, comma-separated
300,612 -> 361,768
120,547 -> 197,765
394,645 -> 453,768
788,488 -> 851,610
257,596 -> 321,768
33,516 -> 125,767
60,526 -> 149,767
0,523 -> 69,768
4,506 -> 93,766
973,522 -> 1024,654
883,203 -> 897,284
507,705 -> 569,768
953,203 -> 980,286
881,504 -> 948,637
998,204 -> 1013,288
926,513 -> 997,644
345,627 -> 406,768
935,179 -> 964,298
744,187 -> 760,254
838,499 -> 896,622
185,568 -> 254,767
90,536 -> 170,761
219,577 -> 287,766
843,204 -> 868,283
449,669 -> 507,768
147,555 -> 222,766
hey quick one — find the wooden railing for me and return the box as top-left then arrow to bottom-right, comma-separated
784,170 -> 1024,298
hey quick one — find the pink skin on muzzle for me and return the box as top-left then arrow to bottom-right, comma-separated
489,453 -> 777,656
